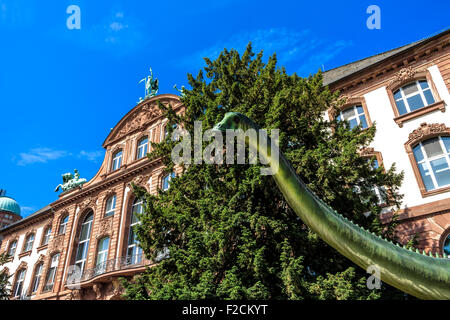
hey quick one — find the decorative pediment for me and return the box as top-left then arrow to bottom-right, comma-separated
387,66 -> 427,88
36,254 -> 45,264
127,175 -> 150,190
104,187 -> 116,198
18,261 -> 28,270
407,122 -> 447,146
78,196 -> 97,211
102,94 -> 182,148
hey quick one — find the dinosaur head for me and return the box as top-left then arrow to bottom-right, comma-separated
213,112 -> 246,132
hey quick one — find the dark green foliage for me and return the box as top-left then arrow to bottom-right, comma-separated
0,252 -> 11,300
122,44 -> 405,299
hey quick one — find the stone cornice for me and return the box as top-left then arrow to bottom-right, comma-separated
0,210 -> 54,236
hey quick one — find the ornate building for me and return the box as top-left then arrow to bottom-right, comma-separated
0,29 -> 449,300
323,29 -> 450,255
0,94 -> 184,300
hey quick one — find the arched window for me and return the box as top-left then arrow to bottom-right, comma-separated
95,237 -> 110,275
74,212 -> 94,273
8,240 -> 17,256
43,253 -> 60,292
162,172 -> 176,191
393,80 -> 435,115
24,233 -> 35,252
112,150 -> 123,171
444,234 -> 450,257
105,195 -> 116,217
13,268 -> 26,298
31,263 -> 43,294
42,226 -> 52,245
127,198 -> 143,265
336,105 -> 368,130
136,137 -> 149,160
59,215 -> 69,234
412,136 -> 450,191
163,123 -> 178,141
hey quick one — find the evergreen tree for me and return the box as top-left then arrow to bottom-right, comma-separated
122,44 -> 405,299
0,252 -> 11,300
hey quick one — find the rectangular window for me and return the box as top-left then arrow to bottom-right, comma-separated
44,254 -> 60,292
31,264 -> 43,294
337,105 -> 368,130
394,80 -> 436,116
413,137 -> 450,191
13,269 -> 26,297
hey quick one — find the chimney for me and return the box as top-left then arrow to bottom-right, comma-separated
0,190 -> 5,197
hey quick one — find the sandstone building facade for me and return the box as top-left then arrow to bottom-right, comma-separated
0,94 -> 184,300
1,30 -> 449,300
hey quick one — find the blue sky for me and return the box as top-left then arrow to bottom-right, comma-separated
0,0 -> 448,217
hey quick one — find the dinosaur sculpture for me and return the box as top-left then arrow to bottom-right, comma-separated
213,112 -> 450,300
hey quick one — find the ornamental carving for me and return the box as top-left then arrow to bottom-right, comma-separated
114,103 -> 163,141
388,67 -> 426,86
93,283 -> 103,300
18,261 -> 27,270
104,187 -> 116,198
49,234 -> 65,254
65,289 -> 82,300
36,254 -> 45,264
97,216 -> 113,239
78,196 -> 97,210
128,175 -> 150,189
407,123 -> 447,146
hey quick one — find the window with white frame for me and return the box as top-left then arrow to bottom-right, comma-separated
13,269 -> 26,298
42,226 -> 52,245
8,240 -> 17,256
59,215 -> 68,234
137,137 -> 149,160
413,136 -> 450,191
74,212 -> 94,274
336,105 -> 368,130
95,237 -> 110,275
31,263 -> 43,294
127,198 -> 143,265
44,253 -> 60,292
24,233 -> 35,252
112,150 -> 123,171
393,80 -> 436,115
162,172 -> 176,191
105,195 -> 116,217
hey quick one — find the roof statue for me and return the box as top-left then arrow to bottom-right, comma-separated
54,169 -> 87,193
138,67 -> 159,103
173,84 -> 186,97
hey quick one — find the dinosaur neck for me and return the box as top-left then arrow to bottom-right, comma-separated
241,118 -> 450,300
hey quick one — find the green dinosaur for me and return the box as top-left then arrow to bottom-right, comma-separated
213,112 -> 450,300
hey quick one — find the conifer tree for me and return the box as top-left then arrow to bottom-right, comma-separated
122,44 -> 405,299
